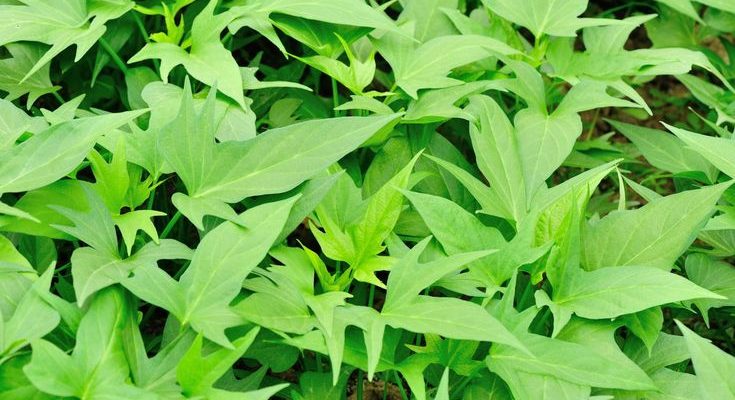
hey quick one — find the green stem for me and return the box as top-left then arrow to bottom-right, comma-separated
173,261 -> 191,280
393,371 -> 409,400
335,260 -> 342,275
382,372 -> 389,400
331,77 -> 340,117
452,373 -> 477,395
585,108 -> 600,140
313,70 -> 322,94
356,370 -> 364,399
315,353 -> 323,373
131,13 -> 161,71
99,37 -> 129,73
222,32 -> 233,51
160,211 -> 182,239
56,263 -> 71,273
132,12 -> 149,41
368,284 -> 376,307
517,277 -> 535,310
146,189 -> 156,210
52,91 -> 64,105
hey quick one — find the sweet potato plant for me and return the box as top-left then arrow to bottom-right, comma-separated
1,0 -> 735,398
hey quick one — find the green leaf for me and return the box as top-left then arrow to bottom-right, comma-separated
121,262 -> 187,319
194,113 -> 401,202
516,109 -> 582,202
0,355 -> 55,400
696,0 -> 735,13
626,332 -> 690,373
294,36 -> 376,95
24,288 -> 152,399
434,368 -> 450,400
234,291 -> 314,335
382,296 -> 522,350
554,80 -> 643,115
171,192 -> 237,232
553,266 -> 722,319
0,200 -> 40,224
112,210 -> 165,256
381,239 -> 522,350
0,180 -> 87,239
87,142 -> 130,212
0,110 -> 145,194
582,183 -> 731,270
402,191 -> 505,256
141,80 -> 255,142
676,320 -> 735,400
666,122 -> 735,179
484,0 -> 618,37
383,238 -> 494,309
271,15 -> 371,58
655,0 -> 703,22
0,99 -> 45,150
620,307 -> 664,353
466,95 -> 526,222
157,80 -> 216,197
23,339 -> 82,397
1,265 -> 59,362
51,183 -> 119,257
375,33 -> 518,98
0,0 -> 132,82
179,197 -> 296,346
403,81 -> 503,123
488,331 -> 656,391
684,254 -> 735,324
40,94 -> 85,125
291,369 -> 352,400
72,239 -> 191,307
177,328 -> 260,397
0,43 -> 59,109
228,0 -> 397,54
348,154 -> 420,285
490,362 -> 590,400
610,120 -> 717,181
425,154 -> 506,219
402,190 -> 542,286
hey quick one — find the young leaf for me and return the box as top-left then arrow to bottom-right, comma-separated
129,0 -> 246,107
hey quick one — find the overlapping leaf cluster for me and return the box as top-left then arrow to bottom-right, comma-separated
1,0 -> 735,398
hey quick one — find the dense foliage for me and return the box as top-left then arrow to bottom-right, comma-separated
1,0 -> 735,398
